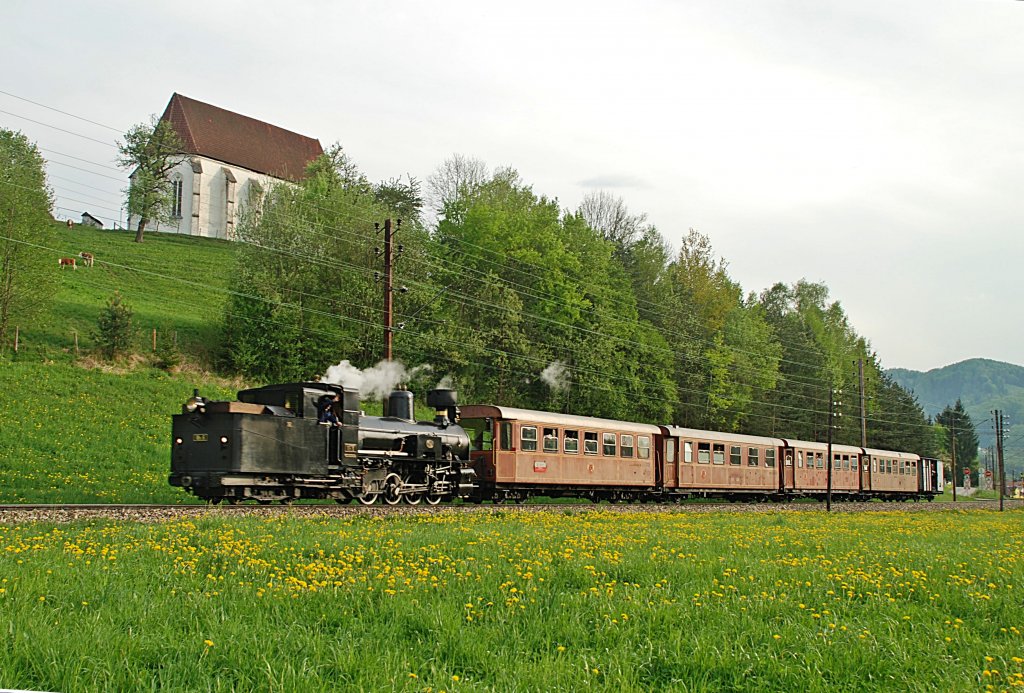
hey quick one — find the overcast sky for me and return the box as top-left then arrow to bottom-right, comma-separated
4,0 -> 1021,372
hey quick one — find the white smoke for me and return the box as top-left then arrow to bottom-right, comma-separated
320,359 -> 413,400
435,375 -> 455,390
541,361 -> 571,392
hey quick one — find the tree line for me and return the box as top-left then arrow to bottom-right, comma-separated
219,148 -> 968,459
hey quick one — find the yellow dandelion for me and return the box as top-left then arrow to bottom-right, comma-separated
204,639 -> 214,647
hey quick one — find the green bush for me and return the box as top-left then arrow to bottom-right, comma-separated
93,292 -> 134,359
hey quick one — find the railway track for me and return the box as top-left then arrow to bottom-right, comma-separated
0,499 -> 1019,523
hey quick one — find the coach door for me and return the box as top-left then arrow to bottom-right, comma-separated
781,444 -> 794,492
662,436 -> 678,488
861,451 -> 871,492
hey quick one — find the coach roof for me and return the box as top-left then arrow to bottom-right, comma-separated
662,426 -> 785,447
459,405 -> 662,434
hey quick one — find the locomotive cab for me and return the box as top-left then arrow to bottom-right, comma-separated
170,383 -> 361,502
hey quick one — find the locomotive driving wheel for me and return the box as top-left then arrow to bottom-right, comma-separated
383,473 -> 403,506
424,491 -> 443,505
357,492 -> 380,505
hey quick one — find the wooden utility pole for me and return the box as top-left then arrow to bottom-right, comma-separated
826,388 -> 840,512
382,218 -> 394,362
995,409 -> 1006,512
379,219 -> 404,362
951,426 -> 957,502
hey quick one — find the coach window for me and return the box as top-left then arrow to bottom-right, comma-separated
871,459 -> 877,473
521,426 -> 538,451
500,422 -> 513,450
842,455 -> 850,471
603,432 -> 617,456
765,449 -> 776,468
730,446 -> 742,465
684,441 -> 694,463
748,447 -> 759,466
543,428 -> 559,453
584,432 -> 598,455
697,442 -> 711,464
666,439 -> 676,463
833,454 -> 841,470
621,435 -> 635,458
638,436 -> 651,459
785,452 -> 792,467
713,443 -> 725,465
816,453 -> 824,469
564,430 -> 579,454
797,451 -> 804,468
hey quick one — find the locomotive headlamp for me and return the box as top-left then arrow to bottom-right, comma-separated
220,436 -> 229,445
175,437 -> 183,445
185,388 -> 206,413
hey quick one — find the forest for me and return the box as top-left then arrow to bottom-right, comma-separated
219,148 -> 942,456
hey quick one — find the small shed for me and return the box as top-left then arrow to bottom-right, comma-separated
81,212 -> 103,229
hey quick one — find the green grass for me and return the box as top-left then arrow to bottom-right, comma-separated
0,225 -> 246,503
11,223 -> 236,365
1,508 -> 1022,691
0,362 -> 238,503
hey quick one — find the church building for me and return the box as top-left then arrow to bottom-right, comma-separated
129,93 -> 323,239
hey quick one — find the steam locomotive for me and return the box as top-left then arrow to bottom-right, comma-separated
170,383 -> 475,504
171,383 -> 942,505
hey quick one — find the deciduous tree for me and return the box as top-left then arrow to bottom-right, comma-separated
118,116 -> 186,243
0,128 -> 59,351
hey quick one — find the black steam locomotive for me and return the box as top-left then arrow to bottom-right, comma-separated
170,383 -> 475,504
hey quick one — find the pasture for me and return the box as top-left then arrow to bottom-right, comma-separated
10,223 -> 235,364
0,507 -> 1021,691
0,362 -> 236,503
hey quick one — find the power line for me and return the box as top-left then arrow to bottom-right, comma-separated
0,108 -> 116,147
0,89 -> 123,133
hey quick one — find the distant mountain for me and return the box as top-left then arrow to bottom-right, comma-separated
888,358 -> 1023,471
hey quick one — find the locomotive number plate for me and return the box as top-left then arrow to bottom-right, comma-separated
534,460 -> 547,473
192,434 -> 209,442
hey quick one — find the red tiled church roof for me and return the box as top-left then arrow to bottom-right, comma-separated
159,93 -> 323,182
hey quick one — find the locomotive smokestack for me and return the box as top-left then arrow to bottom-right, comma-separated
386,390 -> 414,421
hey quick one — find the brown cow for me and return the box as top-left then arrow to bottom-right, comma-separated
58,257 -> 76,270
79,252 -> 94,268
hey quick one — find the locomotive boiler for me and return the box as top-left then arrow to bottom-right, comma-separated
170,383 -> 475,504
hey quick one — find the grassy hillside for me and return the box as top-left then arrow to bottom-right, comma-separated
889,358 -> 1024,476
11,223 -> 236,364
1,225 -> 243,503
0,362 -> 237,503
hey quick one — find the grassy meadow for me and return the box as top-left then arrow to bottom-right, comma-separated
1,224 -> 242,503
11,223 -> 236,364
1,507 -> 1023,691
0,361 -> 237,503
